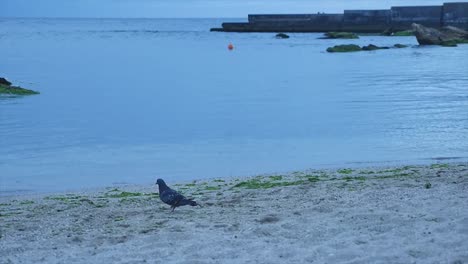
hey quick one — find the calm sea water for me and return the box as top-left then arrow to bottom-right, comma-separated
1,18 -> 467,194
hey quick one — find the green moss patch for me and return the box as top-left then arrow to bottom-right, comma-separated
104,191 -> 143,198
327,44 -> 362,53
0,212 -> 23,218
431,163 -> 449,169
44,195 -> 84,203
305,175 -> 321,182
342,176 -> 366,181
269,175 -> 283,181
103,189 -> 157,199
392,30 -> 414,36
378,166 -> 413,174
114,216 -> 125,222
204,186 -> 221,191
233,178 -> 305,189
377,173 -> 414,179
338,169 -> 354,174
0,83 -> 39,95
440,41 -> 458,47
213,179 -> 225,183
327,43 -> 410,53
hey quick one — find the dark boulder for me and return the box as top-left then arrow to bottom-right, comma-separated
362,44 -> 390,51
326,44 -> 362,53
0,77 -> 11,86
275,33 -> 290,39
394,44 -> 409,48
321,32 -> 359,39
412,23 -> 468,46
0,78 -> 39,95
210,28 -> 224,32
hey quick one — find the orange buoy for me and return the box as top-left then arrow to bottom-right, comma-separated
228,43 -> 234,50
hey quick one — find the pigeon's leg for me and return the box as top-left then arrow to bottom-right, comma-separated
171,199 -> 181,212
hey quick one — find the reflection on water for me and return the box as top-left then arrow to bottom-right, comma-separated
1,18 -> 467,193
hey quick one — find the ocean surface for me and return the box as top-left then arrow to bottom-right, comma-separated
1,18 -> 467,194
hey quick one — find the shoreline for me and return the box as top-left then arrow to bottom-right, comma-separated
3,157 -> 468,198
1,162 -> 468,263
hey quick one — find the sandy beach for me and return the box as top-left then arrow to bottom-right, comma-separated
1,162 -> 467,263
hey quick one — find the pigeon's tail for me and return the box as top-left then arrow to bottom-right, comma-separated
189,200 -> 202,207
179,199 -> 200,207
190,200 -> 203,208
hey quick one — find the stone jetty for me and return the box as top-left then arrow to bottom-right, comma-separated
211,2 -> 468,33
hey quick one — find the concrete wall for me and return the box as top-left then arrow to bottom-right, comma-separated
248,14 -> 318,23
343,10 -> 391,32
214,2 -> 468,33
443,2 -> 468,29
243,14 -> 343,32
391,6 -> 442,30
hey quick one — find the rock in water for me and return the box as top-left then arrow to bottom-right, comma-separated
394,44 -> 409,48
0,78 -> 40,95
275,33 -> 290,39
321,32 -> 359,39
362,44 -> 390,51
326,44 -> 362,53
0,77 -> 12,86
412,23 -> 468,46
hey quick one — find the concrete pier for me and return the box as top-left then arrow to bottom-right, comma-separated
211,2 -> 468,33
342,10 -> 391,32
391,6 -> 442,30
443,2 -> 468,27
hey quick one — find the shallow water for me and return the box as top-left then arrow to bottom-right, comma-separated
1,18 -> 467,194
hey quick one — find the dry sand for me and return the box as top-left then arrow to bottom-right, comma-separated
1,163 -> 468,264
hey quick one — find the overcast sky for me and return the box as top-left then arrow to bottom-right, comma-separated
2,0 -> 464,18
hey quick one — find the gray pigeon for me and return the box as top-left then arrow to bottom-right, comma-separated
156,179 -> 200,212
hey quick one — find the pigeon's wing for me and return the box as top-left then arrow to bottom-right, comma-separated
160,189 -> 185,205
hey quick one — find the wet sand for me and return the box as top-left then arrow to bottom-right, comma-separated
1,163 -> 468,263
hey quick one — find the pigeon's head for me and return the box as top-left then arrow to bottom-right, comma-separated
156,179 -> 165,186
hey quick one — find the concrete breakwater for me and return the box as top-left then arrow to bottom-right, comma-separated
211,2 -> 468,33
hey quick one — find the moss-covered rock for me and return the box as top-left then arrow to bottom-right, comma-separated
394,44 -> 409,48
362,44 -> 390,51
412,23 -> 468,46
440,39 -> 468,46
322,32 -> 359,39
0,83 -> 40,95
326,44 -> 362,53
440,41 -> 458,47
392,30 -> 414,36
